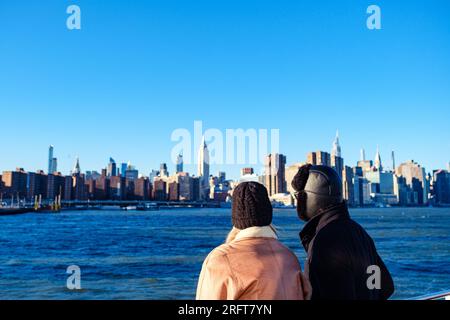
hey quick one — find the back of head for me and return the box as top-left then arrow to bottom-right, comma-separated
292,165 -> 343,221
305,165 -> 343,199
232,182 -> 273,230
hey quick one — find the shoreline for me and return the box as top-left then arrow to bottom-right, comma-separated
1,205 -> 449,216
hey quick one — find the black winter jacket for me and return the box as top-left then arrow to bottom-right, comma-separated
300,202 -> 395,300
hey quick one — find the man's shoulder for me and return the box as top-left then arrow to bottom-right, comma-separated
313,218 -> 365,249
312,217 -> 376,257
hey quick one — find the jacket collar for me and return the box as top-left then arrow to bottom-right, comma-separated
234,226 -> 278,242
300,202 -> 350,251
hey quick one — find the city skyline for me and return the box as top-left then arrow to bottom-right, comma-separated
1,134 -> 449,180
1,1 -> 449,178
2,129 -> 449,208
2,135 -> 449,181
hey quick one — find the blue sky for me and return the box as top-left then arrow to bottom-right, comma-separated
1,0 -> 449,179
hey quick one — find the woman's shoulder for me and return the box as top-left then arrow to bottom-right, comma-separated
204,243 -> 232,262
269,239 -> 302,262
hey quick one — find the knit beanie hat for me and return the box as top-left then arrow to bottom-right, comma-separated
232,182 -> 273,230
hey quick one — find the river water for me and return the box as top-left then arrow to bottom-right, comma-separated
0,207 -> 448,300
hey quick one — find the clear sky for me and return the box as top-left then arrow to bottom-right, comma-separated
1,0 -> 449,179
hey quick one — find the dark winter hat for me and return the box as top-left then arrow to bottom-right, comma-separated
232,182 -> 273,230
292,164 -> 312,192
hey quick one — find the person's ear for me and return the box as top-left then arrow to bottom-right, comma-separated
296,191 -> 308,221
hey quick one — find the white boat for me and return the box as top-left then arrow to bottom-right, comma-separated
122,206 -> 137,211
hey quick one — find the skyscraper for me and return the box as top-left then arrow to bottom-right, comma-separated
264,153 -> 287,196
433,170 -> 450,205
51,158 -> 57,174
120,163 -> 128,177
1,168 -> 28,198
331,130 -> 341,158
357,153 -> 373,172
198,137 -> 210,200
176,154 -> 184,173
396,160 -> 429,205
153,178 -> 167,201
134,177 -> 151,200
47,172 -> 65,201
342,166 -> 355,206
160,163 -> 169,177
374,146 -> 383,172
125,162 -> 139,181
331,131 -> 344,179
72,157 -> 81,175
241,168 -> 254,176
110,176 -> 125,200
70,157 -> 86,200
306,151 -> 331,167
353,175 -> 371,207
218,171 -> 226,184
27,170 -> 48,200
391,151 -> 396,172
107,157 -> 117,177
47,145 -> 57,174
331,156 -> 344,179
168,180 -> 179,201
177,172 -> 194,201
149,169 -> 160,182
63,175 -> 73,201
48,145 -> 54,174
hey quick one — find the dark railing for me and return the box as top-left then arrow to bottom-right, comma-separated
411,290 -> 450,300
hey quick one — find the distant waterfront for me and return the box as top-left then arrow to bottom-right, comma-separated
0,207 -> 448,300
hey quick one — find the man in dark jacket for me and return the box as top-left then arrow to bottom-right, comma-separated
292,164 -> 394,300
